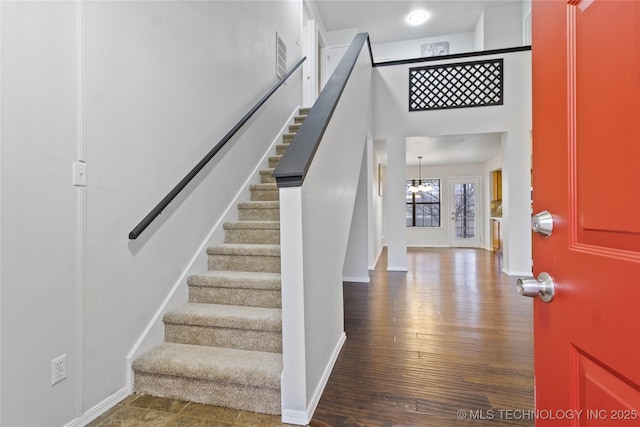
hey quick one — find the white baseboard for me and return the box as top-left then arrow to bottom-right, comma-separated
503,268 -> 533,277
387,266 -> 408,272
281,332 -> 346,425
281,408 -> 310,426
406,244 -> 450,248
342,276 -> 370,283
63,387 -> 129,427
368,245 -> 384,270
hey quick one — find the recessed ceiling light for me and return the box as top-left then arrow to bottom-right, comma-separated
407,10 -> 430,26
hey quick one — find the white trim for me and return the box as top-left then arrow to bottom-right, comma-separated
62,387 -> 129,427
0,2 -> 3,421
75,188 -> 86,413
281,408 -> 309,425
75,2 -> 86,417
503,268 -> 533,277
125,106 -> 301,391
407,244 -> 450,248
387,266 -> 408,272
368,245 -> 384,270
282,332 -> 346,425
76,1 -> 86,162
302,0 -> 316,20
342,276 -> 370,283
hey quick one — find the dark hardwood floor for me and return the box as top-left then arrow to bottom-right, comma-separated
310,248 -> 534,427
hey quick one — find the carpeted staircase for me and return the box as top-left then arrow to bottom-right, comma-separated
132,108 -> 310,415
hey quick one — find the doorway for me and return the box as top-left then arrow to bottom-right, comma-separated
449,177 -> 482,248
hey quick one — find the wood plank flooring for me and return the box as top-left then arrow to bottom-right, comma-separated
310,248 -> 534,427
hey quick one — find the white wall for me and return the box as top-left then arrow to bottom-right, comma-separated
368,139 -> 385,269
372,50 -> 532,275
372,32 -> 475,62
483,3 -> 523,50
342,148 -> 371,283
1,3 -> 81,425
325,28 -> 359,47
385,138 -> 408,270
2,1 -> 303,425
474,10 -> 485,51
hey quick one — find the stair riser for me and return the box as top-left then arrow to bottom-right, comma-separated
260,172 -> 276,184
224,229 -> 280,244
299,108 -> 311,115
251,189 -> 279,202
268,157 -> 282,168
289,124 -> 301,133
208,255 -> 281,273
283,134 -> 295,144
165,325 -> 282,353
134,374 -> 280,415
294,116 -> 305,124
189,287 -> 281,308
238,208 -> 280,221
276,144 -> 289,155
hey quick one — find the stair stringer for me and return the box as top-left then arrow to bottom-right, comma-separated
125,106 -> 300,392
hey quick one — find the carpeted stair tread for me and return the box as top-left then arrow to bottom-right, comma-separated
268,156 -> 283,168
276,144 -> 290,155
188,270 -> 281,290
164,303 -> 281,331
237,201 -> 280,221
249,183 -> 278,191
237,201 -> 280,209
207,243 -> 280,256
223,221 -> 280,230
132,343 -> 281,388
260,169 -> 277,183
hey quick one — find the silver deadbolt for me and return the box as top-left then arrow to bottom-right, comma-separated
517,272 -> 556,302
532,211 -> 553,237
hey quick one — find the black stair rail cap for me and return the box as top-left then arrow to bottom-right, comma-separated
273,33 -> 372,188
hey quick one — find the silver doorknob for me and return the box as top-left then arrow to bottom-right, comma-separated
532,211 -> 553,237
517,272 -> 556,302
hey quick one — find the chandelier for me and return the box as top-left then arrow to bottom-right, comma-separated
408,156 -> 433,193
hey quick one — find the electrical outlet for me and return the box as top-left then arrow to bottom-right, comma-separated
51,354 -> 67,386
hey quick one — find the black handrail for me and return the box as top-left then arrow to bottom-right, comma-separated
129,57 -> 306,240
373,45 -> 531,67
273,34 -> 371,187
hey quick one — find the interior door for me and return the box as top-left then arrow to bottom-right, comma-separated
449,177 -> 482,248
531,0 -> 640,424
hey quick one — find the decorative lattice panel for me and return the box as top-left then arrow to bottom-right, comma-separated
409,59 -> 504,111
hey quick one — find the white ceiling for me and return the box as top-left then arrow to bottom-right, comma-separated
313,0 -> 520,166
406,133 -> 502,166
314,0 -> 521,44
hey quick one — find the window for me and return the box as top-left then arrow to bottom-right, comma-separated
453,182 -> 476,238
406,179 -> 440,227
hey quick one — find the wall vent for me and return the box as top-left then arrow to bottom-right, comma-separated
276,32 -> 287,78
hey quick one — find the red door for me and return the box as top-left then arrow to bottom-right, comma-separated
532,0 -> 640,425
